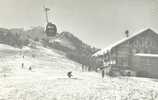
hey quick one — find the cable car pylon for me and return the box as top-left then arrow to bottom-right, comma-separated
44,7 -> 50,24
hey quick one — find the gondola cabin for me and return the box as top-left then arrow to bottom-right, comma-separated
45,22 -> 57,37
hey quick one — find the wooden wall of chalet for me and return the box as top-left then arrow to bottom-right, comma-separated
110,29 -> 158,78
132,56 -> 158,78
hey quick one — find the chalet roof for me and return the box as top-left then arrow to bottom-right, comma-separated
93,28 -> 158,57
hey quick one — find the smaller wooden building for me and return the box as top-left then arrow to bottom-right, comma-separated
94,28 -> 158,78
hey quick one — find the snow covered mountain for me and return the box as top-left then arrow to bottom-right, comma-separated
0,43 -> 158,100
50,31 -> 101,70
0,27 -> 100,70
52,31 -> 99,54
1,27 -> 158,100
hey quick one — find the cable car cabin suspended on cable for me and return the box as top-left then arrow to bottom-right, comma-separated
45,22 -> 57,37
44,7 -> 58,38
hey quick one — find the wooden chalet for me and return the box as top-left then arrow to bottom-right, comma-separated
94,28 -> 158,78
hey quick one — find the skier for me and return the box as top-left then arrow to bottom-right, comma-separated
29,66 -> 32,71
67,71 -> 73,78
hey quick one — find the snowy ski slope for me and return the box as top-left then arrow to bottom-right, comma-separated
0,44 -> 158,100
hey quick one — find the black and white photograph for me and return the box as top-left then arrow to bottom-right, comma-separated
0,0 -> 158,100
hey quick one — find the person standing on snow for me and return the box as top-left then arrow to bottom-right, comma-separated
102,69 -> 105,78
67,71 -> 73,78
21,63 -> 24,68
29,66 -> 32,71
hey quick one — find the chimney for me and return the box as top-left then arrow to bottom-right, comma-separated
125,30 -> 129,37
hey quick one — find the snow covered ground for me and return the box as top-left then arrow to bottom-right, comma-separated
0,44 -> 158,100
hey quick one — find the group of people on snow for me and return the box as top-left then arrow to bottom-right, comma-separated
21,63 -> 32,71
20,55 -> 108,79
21,55 -> 32,71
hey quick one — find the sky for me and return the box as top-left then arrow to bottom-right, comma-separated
0,0 -> 158,49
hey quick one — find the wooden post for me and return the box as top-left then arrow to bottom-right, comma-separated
108,50 -> 112,68
108,50 -> 112,79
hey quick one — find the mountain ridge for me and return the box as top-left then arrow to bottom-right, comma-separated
0,26 -> 101,71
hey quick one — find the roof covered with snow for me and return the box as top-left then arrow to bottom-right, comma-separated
93,28 -> 158,57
